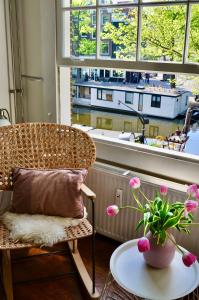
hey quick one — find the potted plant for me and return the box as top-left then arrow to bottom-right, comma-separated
107,177 -> 199,268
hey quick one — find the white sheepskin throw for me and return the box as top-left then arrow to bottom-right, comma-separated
0,208 -> 87,247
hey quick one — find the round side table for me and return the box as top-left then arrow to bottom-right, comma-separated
100,240 -> 199,300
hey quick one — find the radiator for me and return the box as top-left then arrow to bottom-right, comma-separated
86,162 -> 199,256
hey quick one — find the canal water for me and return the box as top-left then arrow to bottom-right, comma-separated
72,106 -> 199,156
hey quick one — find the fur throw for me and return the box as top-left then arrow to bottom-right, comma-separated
0,208 -> 87,247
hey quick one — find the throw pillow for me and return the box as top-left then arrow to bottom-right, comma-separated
10,168 -> 88,218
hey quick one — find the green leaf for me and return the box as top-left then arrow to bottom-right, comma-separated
159,230 -> 167,244
136,219 -> 144,231
144,212 -> 151,225
163,209 -> 184,230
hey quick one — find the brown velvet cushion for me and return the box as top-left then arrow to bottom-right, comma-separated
11,168 -> 88,218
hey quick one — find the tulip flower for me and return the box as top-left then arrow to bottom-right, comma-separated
106,205 -> 119,217
129,177 -> 141,189
137,237 -> 150,252
160,185 -> 168,196
182,252 -> 197,267
195,190 -> 199,200
186,184 -> 198,197
184,200 -> 198,213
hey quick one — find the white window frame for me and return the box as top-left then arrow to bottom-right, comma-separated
57,0 -> 199,184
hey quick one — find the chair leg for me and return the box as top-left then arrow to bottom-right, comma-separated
68,240 -> 100,299
2,250 -> 13,300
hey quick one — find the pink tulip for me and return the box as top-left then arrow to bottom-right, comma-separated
186,184 -> 198,197
182,252 -> 197,267
184,200 -> 198,213
106,205 -> 119,217
129,177 -> 141,189
160,185 -> 168,196
195,190 -> 199,200
137,237 -> 150,253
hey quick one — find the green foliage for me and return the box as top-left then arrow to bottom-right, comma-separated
134,193 -> 193,245
69,2 -> 199,62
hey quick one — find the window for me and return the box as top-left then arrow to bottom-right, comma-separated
92,14 -> 96,25
100,42 -> 110,55
101,13 -> 111,25
79,86 -> 91,99
58,0 -> 199,184
125,92 -> 134,104
97,88 -> 113,101
151,95 -> 161,108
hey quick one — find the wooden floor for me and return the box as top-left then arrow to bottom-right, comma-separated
0,234 -> 120,300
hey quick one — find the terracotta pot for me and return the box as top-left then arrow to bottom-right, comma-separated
143,231 -> 176,269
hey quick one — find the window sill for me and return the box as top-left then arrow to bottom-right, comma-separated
89,132 -> 199,185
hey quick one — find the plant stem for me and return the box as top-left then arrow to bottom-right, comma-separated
132,191 -> 144,210
180,222 -> 199,226
120,205 -> 143,212
166,232 -> 184,255
139,189 -> 151,204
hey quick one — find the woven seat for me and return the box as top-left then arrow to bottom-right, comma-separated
0,219 -> 92,250
0,123 -> 99,300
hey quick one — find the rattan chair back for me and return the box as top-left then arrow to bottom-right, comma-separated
0,123 -> 96,190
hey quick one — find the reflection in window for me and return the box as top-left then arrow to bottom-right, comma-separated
188,4 -> 199,63
97,89 -> 113,101
100,8 -> 137,60
71,10 -> 96,57
125,92 -> 134,104
151,95 -> 161,108
141,6 -> 186,62
96,117 -> 113,130
149,125 -> 159,138
124,121 -> 133,132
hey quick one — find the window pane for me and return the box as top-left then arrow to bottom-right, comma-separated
62,0 -> 96,8
141,5 -> 186,62
72,10 -> 96,57
102,89 -> 113,101
100,42 -> 110,55
100,8 -> 137,60
99,0 -> 138,5
142,0 -> 183,2
125,92 -> 134,104
188,4 -> 199,63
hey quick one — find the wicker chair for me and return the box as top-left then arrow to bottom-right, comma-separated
0,122 -> 99,300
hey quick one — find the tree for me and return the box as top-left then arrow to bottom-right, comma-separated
71,0 -> 96,56
70,2 -> 199,62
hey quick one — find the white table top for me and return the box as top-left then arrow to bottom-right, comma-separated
110,239 -> 199,300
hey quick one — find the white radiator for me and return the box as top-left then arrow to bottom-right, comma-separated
86,162 -> 199,256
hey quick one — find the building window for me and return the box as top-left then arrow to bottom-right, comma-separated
78,86 -> 91,99
125,92 -> 134,104
101,14 -> 111,25
100,42 -> 110,55
92,14 -> 96,25
151,95 -> 161,108
97,89 -> 113,101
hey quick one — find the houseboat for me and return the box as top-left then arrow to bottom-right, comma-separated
72,81 -> 191,119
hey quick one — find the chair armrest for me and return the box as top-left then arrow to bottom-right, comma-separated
81,184 -> 96,200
